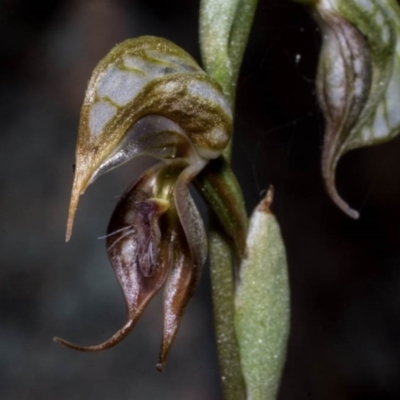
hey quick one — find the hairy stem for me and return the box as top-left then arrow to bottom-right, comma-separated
199,0 -> 258,398
209,225 -> 246,400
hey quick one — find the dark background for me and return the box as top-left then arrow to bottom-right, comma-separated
1,0 -> 400,399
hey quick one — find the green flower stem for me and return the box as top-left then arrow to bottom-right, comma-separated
199,0 -> 258,398
200,0 -> 258,158
195,157 -> 248,399
209,226 -> 247,400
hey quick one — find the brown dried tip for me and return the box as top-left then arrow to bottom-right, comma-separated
257,185 -> 274,214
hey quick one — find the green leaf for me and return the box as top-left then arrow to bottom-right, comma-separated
235,189 -> 290,400
311,0 -> 400,217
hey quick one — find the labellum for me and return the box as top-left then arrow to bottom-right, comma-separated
55,36 -> 232,369
309,0 -> 400,217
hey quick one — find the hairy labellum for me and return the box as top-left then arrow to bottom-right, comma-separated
57,36 -> 228,369
311,0 -> 400,217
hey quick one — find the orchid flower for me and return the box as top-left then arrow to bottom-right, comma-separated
54,36 -> 234,370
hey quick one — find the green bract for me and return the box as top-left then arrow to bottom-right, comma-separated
235,189 -> 290,400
